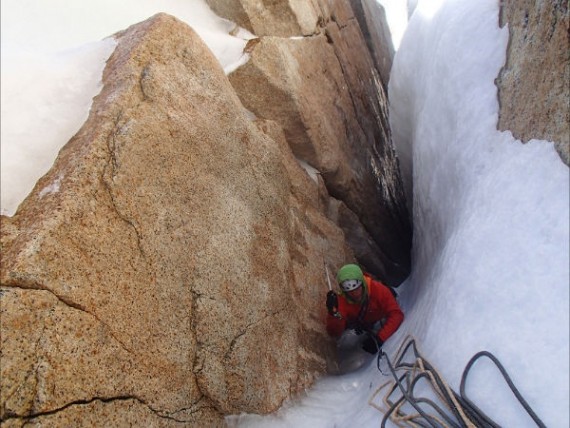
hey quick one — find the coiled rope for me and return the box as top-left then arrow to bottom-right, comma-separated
368,336 -> 546,428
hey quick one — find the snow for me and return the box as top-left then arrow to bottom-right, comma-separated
1,0 -> 568,427
376,0 -> 409,49
0,40 -> 116,215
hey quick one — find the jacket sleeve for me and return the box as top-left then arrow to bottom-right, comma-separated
326,294 -> 347,337
375,284 -> 404,343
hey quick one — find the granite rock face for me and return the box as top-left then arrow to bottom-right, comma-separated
351,0 -> 395,90
497,0 -> 569,165
1,13 -> 353,426
205,0 -> 322,37
225,0 -> 411,285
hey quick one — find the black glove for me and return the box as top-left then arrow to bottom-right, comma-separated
362,336 -> 383,354
326,290 -> 338,315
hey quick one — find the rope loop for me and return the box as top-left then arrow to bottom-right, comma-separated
369,336 -> 546,427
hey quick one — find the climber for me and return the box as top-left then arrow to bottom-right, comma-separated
325,264 -> 404,354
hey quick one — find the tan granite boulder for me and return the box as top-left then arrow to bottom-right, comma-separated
1,13 -> 352,426
497,0 -> 569,165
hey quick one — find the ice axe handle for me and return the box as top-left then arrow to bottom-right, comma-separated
325,263 -> 334,291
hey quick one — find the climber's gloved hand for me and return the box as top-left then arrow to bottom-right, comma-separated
362,336 -> 383,354
326,291 -> 338,316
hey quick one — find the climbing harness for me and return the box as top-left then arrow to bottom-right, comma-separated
368,336 -> 546,428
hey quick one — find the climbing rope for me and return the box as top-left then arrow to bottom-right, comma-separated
368,336 -> 546,428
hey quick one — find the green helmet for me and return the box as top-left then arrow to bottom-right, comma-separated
337,264 -> 365,292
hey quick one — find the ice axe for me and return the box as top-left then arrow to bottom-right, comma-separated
325,263 -> 342,318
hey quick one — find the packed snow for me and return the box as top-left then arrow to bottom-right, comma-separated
1,0 -> 568,427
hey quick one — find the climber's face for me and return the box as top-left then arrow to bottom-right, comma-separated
347,285 -> 364,302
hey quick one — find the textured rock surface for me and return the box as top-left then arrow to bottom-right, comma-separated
228,0 -> 411,285
205,0 -> 322,37
1,13 -> 353,426
351,0 -> 394,89
497,0 -> 569,165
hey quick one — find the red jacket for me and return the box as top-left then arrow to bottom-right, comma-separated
326,275 -> 404,343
